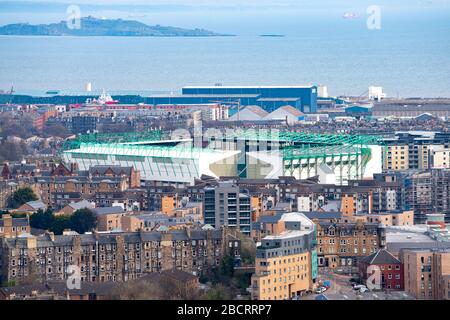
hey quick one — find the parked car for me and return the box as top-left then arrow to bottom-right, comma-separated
353,284 -> 367,291
315,286 -> 327,294
359,287 -> 369,293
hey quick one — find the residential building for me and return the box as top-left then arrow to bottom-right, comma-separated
14,200 -> 46,214
315,220 -> 386,268
401,248 -> 450,300
56,200 -> 95,216
0,270 -> 199,300
94,206 -> 127,232
359,249 -> 404,291
251,212 -> 317,300
0,228 -> 240,285
0,214 -> 30,238
204,181 -> 252,235
0,181 -> 21,209
383,132 -> 450,171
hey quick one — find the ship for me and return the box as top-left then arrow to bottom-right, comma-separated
342,12 -> 359,19
259,34 -> 285,37
86,90 -> 119,105
46,90 -> 60,95
0,86 -> 14,95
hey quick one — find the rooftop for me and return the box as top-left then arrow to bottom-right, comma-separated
360,249 -> 401,265
183,85 -> 315,89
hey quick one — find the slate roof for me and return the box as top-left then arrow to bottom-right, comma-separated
0,217 -> 29,227
360,249 -> 401,265
67,200 -> 95,211
89,166 -> 133,176
303,211 -> 343,220
2,228 -> 224,249
258,213 -> 284,224
93,206 -> 124,215
23,200 -> 46,210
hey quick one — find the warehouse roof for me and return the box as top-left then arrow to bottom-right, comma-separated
183,85 -> 315,89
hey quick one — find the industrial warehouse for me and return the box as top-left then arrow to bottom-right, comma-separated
61,129 -> 383,186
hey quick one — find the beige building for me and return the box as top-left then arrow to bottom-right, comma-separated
120,215 -> 144,232
0,214 -> 30,238
431,148 -> 450,169
95,207 -> 145,232
56,200 -> 95,216
366,210 -> 414,226
384,145 -> 409,170
251,212 -> 317,300
0,229 -> 239,285
316,220 -> 385,268
95,207 -> 126,232
401,249 -> 450,300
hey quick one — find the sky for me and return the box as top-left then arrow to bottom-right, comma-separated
0,0 -> 449,34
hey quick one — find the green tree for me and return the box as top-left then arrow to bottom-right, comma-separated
50,215 -> 71,235
70,208 -> 97,234
30,208 -> 54,230
236,232 -> 256,265
201,284 -> 232,300
8,187 -> 37,209
232,272 -> 252,293
220,255 -> 235,278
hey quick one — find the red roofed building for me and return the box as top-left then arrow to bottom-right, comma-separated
359,249 -> 404,291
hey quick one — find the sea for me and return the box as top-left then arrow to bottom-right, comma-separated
0,12 -> 449,98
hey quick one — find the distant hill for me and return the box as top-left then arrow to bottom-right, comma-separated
0,16 -> 232,37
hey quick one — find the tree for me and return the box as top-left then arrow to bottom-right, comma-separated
43,124 -> 70,138
220,255 -> 235,279
8,187 -> 37,209
30,208 -> 54,230
50,215 -> 71,235
201,284 -> 232,300
232,272 -> 252,294
69,208 -> 97,234
0,141 -> 28,163
236,232 -> 256,265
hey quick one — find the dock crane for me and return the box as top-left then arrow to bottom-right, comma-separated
6,85 -> 15,105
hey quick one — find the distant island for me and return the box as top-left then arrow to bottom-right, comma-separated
259,34 -> 285,37
0,16 -> 233,37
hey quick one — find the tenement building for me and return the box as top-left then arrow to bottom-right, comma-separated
0,228 -> 240,285
315,220 -> 386,268
0,214 -> 30,238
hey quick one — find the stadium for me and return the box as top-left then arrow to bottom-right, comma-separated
61,130 -> 383,186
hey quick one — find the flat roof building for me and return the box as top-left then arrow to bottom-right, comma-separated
251,212 -> 317,300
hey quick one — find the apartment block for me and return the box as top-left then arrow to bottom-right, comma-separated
0,214 -> 30,238
251,212 -> 317,300
315,220 -> 386,268
0,228 -> 240,285
401,249 -> 450,300
204,182 -> 252,236
383,132 -> 450,171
